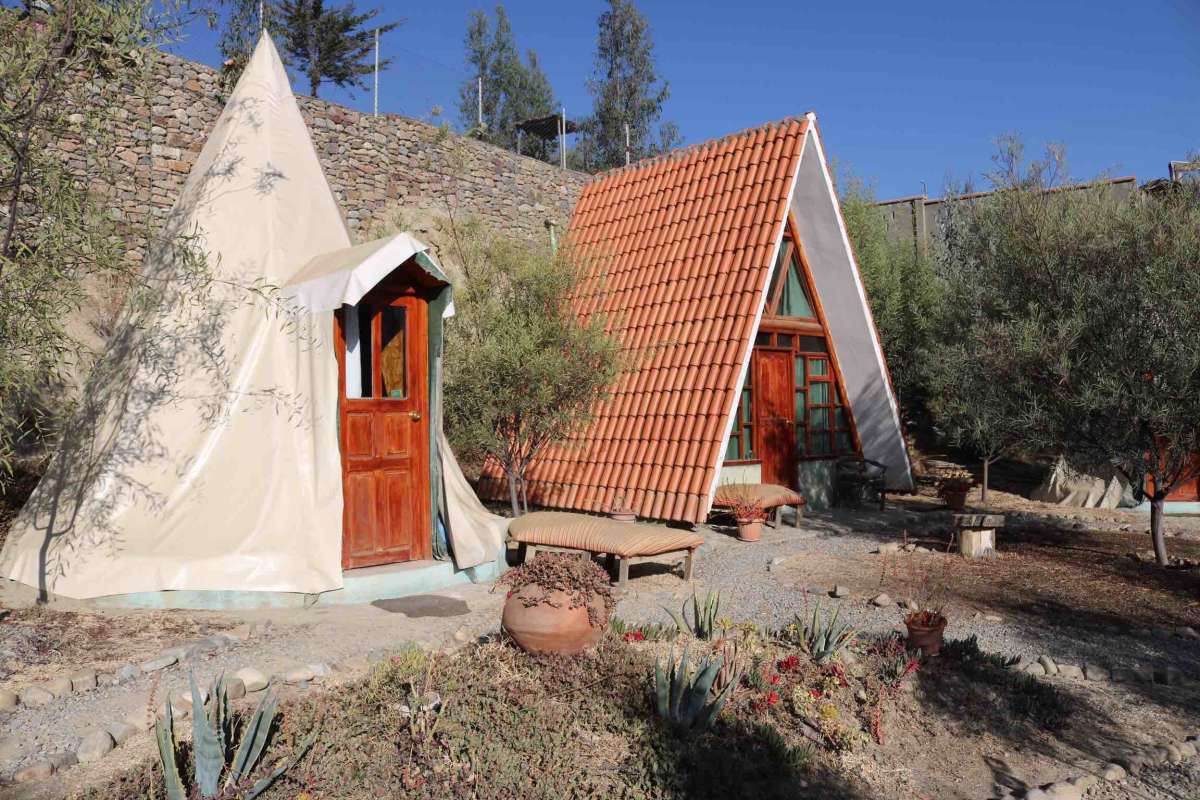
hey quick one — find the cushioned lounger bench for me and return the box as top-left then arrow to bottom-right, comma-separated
507,511 -> 704,588
710,483 -> 805,526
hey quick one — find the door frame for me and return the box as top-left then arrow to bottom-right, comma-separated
333,275 -> 434,569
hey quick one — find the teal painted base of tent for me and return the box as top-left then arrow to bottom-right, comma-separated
91,553 -> 505,611
1132,501 -> 1200,515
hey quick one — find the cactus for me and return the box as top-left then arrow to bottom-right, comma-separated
654,645 -> 738,730
153,673 -> 314,799
664,589 -> 721,640
788,602 -> 857,664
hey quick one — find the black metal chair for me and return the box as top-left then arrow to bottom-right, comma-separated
835,456 -> 888,510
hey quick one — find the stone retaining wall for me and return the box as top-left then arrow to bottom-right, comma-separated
56,49 -> 590,266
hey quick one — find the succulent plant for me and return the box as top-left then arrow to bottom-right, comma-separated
788,602 -> 858,664
664,589 -> 721,640
155,673 -> 314,800
654,645 -> 738,730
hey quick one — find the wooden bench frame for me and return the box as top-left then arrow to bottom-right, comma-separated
518,542 -> 697,588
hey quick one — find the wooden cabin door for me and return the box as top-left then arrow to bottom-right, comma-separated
336,291 -> 431,569
753,348 -> 797,487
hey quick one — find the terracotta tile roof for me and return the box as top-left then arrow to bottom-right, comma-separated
485,117 -> 809,523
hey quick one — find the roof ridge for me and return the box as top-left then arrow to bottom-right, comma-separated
585,115 -> 810,184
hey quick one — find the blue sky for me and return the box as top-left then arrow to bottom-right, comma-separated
170,0 -> 1199,199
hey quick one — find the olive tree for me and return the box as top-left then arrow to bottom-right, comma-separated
939,137 -> 1200,564
441,216 -> 622,516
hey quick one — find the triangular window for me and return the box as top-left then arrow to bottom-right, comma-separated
766,239 -> 816,318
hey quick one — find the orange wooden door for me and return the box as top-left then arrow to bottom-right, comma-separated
753,348 -> 796,487
336,292 -> 430,569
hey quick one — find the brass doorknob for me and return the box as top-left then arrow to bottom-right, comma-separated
408,410 -> 421,421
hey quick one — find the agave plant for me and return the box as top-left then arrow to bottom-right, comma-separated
665,590 -> 720,640
155,673 -> 315,800
789,602 -> 858,664
654,645 -> 738,730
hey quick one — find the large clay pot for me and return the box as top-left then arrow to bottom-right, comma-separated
905,615 -> 947,656
736,518 -> 763,542
502,586 -> 607,655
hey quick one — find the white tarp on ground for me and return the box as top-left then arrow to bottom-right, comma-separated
1031,457 -> 1136,509
0,34 -> 503,598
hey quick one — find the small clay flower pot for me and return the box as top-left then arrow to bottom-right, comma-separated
736,518 -> 763,542
940,487 -> 969,511
905,615 -> 947,656
501,586 -> 607,655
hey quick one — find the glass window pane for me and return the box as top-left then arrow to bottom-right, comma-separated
725,432 -> 740,461
795,425 -> 806,455
345,305 -> 372,398
811,434 -> 831,455
808,358 -> 828,377
834,408 -> 846,429
835,431 -> 853,452
798,336 -> 828,353
776,333 -> 794,348
741,390 -> 752,422
744,427 -> 753,459
380,307 -> 407,399
810,383 -> 829,404
755,331 -> 772,346
780,253 -> 817,318
794,356 -> 804,383
810,408 -> 829,431
794,390 -> 805,420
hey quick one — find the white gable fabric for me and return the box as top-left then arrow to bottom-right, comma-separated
0,35 -> 351,598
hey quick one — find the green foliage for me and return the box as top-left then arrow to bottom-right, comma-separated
441,216 -> 623,515
0,0 -> 199,483
154,673 -> 314,799
936,136 -> 1200,562
839,169 -> 942,429
582,0 -> 680,172
456,4 -> 558,161
783,602 -> 857,664
654,645 -> 737,731
217,0 -> 279,89
276,0 -> 398,97
664,589 -> 721,641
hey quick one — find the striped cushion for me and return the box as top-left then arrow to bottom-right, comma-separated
712,483 -> 805,509
508,511 -> 703,558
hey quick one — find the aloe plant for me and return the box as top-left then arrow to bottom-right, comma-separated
654,646 -> 738,730
789,602 -> 858,664
155,673 -> 314,800
665,590 -> 720,640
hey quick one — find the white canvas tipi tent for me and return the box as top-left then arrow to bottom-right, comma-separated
1,35 -> 504,600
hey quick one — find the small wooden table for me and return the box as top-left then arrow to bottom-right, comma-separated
952,514 -> 1005,558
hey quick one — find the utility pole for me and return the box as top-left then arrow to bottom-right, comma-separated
560,107 -> 567,170
476,76 -> 483,129
372,28 -> 380,117
624,123 -> 630,166
259,0 -> 264,32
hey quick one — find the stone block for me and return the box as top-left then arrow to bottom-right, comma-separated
1100,763 -> 1126,781
0,689 -> 18,711
70,669 -> 98,692
46,677 -> 74,698
235,667 -> 269,692
140,654 -> 178,673
47,750 -> 77,770
77,731 -> 115,763
14,761 -> 53,782
106,720 -> 139,745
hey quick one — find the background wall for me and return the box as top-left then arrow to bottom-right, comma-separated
56,50 -> 590,270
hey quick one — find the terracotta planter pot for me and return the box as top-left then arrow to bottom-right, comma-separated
736,518 -> 763,542
940,487 -> 969,511
905,616 -> 947,656
502,586 -> 607,655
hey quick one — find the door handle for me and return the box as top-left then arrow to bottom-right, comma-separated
408,410 -> 421,421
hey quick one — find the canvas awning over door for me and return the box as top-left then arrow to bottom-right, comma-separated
283,233 -> 451,313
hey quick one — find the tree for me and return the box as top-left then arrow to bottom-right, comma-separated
584,0 -> 679,171
440,216 -> 622,516
0,0 -> 180,482
839,170 -> 941,430
276,0 -> 398,97
217,0 -> 280,90
938,137 -> 1200,564
456,4 -> 557,160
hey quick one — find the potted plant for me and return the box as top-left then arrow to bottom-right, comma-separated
608,494 -> 636,522
904,606 -> 948,656
936,469 -> 975,511
729,496 -> 768,542
498,553 -> 615,655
